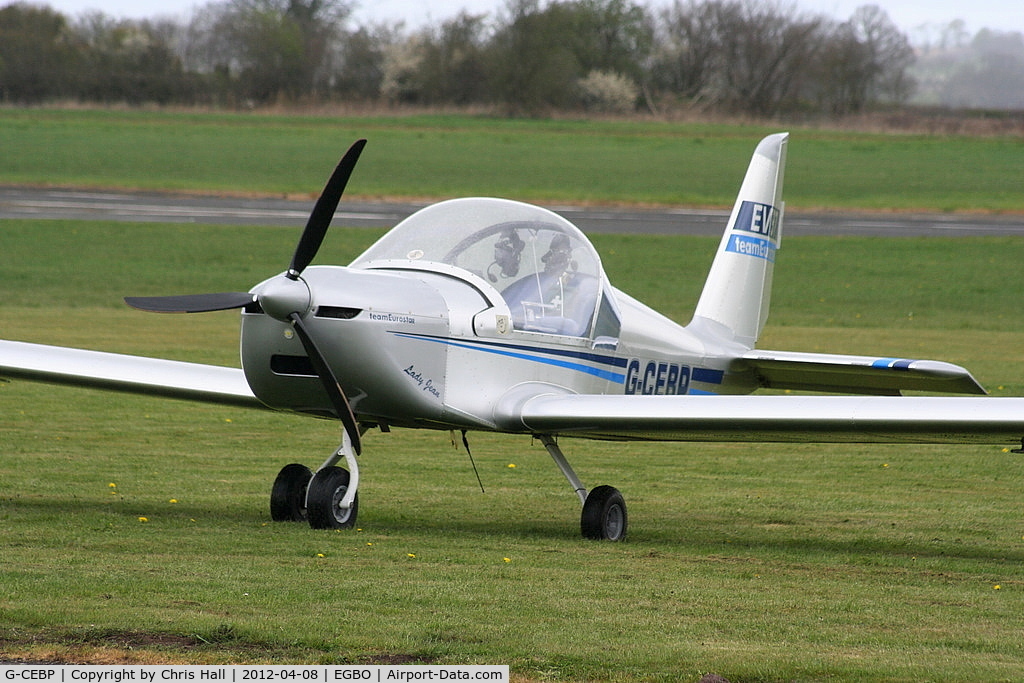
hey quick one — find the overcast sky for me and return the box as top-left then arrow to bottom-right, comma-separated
34,0 -> 1024,39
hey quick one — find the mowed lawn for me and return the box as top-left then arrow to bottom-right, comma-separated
1,108 -> 1023,211
2,111 -> 1024,680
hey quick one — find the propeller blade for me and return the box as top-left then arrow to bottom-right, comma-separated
125,292 -> 255,313
289,313 -> 362,455
288,139 -> 368,279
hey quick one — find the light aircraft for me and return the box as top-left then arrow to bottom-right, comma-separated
3,133 -> 1024,541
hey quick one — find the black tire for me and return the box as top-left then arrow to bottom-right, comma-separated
270,463 -> 313,522
580,485 -> 627,541
307,466 -> 359,530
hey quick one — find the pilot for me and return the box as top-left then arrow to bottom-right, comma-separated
489,228 -> 525,282
501,231 -> 591,336
536,233 -> 581,318
541,233 -> 574,278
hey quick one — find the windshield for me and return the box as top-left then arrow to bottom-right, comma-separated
351,198 -> 610,337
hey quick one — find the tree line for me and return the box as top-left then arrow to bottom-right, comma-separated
1,0 -> 917,116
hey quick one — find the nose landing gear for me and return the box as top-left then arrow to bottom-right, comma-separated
269,429 -> 361,530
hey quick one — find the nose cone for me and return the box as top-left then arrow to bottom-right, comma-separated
240,266 -> 454,424
257,275 -> 311,321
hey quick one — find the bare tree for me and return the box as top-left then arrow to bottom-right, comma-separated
72,12 -> 187,104
334,20 -> 404,100
847,4 -> 915,105
811,20 -> 874,114
652,0 -> 723,102
486,0 -> 580,113
708,0 -> 823,115
414,11 -> 490,104
178,0 -> 351,103
0,3 -> 81,102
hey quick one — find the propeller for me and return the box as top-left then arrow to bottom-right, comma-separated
124,138 -> 368,453
125,292 -> 256,313
289,138 -> 367,279
289,312 -> 361,454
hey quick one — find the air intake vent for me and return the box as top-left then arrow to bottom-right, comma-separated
316,306 -> 361,319
271,355 -> 316,376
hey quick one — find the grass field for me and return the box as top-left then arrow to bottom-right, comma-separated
2,218 -> 1023,681
2,108 -> 1024,211
2,110 -> 1024,680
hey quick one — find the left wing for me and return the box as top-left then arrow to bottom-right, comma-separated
495,390 -> 1024,445
0,340 -> 266,410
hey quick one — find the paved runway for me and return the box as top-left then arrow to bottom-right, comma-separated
2,186 -> 1022,237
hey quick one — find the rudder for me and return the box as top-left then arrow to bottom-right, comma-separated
689,132 -> 788,348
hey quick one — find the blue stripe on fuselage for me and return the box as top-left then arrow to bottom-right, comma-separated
389,332 -> 627,383
390,332 -> 729,391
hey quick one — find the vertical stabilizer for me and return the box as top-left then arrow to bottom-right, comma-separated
689,133 -> 788,348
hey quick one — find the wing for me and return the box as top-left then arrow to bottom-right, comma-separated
494,386 -> 1024,445
0,340 -> 266,410
736,349 -> 987,396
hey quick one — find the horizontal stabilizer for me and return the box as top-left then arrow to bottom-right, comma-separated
0,340 -> 266,409
736,349 -> 987,396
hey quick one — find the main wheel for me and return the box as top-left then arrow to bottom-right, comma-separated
307,466 -> 359,530
270,463 -> 313,522
581,485 -> 627,541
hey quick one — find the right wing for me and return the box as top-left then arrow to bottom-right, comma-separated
0,340 -> 266,410
494,385 -> 1024,445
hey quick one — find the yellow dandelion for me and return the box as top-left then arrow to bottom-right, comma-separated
407,553 -> 416,559
138,517 -> 149,523
503,557 -> 511,563
224,418 -> 232,423
169,499 -> 178,504
316,553 -> 325,558
507,463 -> 517,469
367,543 -> 374,546
108,483 -> 117,488
994,585 -> 1001,590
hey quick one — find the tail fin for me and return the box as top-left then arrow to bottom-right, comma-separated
689,132 -> 788,349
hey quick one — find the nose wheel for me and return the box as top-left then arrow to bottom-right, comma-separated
270,463 -> 313,522
270,463 -> 360,529
270,429 -> 361,529
307,466 -> 359,529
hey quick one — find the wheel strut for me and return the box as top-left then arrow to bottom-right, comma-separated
537,433 -> 628,541
538,434 -> 587,505
311,427 -> 360,512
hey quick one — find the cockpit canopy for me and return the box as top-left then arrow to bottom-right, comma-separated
350,198 -> 619,339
